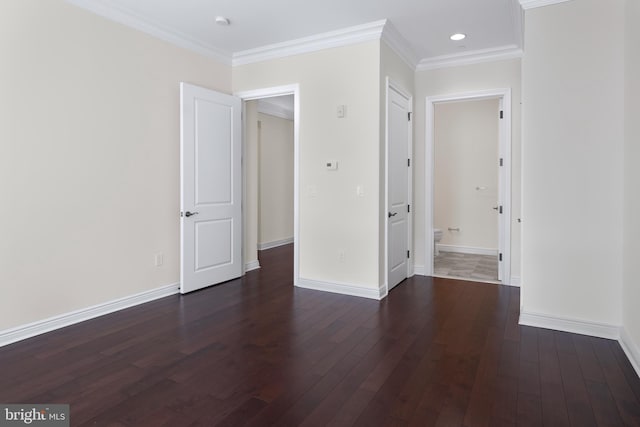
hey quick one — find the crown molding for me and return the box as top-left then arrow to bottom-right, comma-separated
65,0 -> 231,64
519,0 -> 572,10
381,21 -> 418,70
509,0 -> 524,49
416,45 -> 523,71
232,20 -> 386,66
258,99 -> 294,121
63,1 -> 524,74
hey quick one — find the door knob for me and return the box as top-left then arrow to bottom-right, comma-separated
185,211 -> 199,217
492,206 -> 499,211
388,212 -> 397,218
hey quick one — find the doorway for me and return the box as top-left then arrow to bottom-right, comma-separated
425,89 -> 512,285
236,85 -> 300,285
256,96 -> 295,250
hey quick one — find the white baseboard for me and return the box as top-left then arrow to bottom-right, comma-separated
505,276 -> 521,287
437,244 -> 498,256
620,327 -> 640,378
296,278 -> 384,300
244,260 -> 261,272
519,310 -> 620,340
0,282 -> 180,348
257,237 -> 294,250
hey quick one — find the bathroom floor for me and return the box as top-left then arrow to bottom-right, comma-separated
434,251 -> 499,282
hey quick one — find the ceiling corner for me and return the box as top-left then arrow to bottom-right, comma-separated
381,20 -> 418,70
64,0 -> 232,65
232,20 -> 386,67
416,45 -> 523,71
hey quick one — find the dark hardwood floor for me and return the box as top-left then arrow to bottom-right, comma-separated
1,244 -> 639,426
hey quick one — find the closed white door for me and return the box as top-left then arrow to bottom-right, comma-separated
180,83 -> 242,294
497,100 -> 505,282
387,84 -> 412,291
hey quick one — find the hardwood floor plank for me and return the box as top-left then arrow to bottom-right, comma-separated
537,328 -> 571,427
554,331 -> 599,427
609,340 -> 640,402
590,336 -> 640,426
0,244 -> 638,426
584,380 -> 625,426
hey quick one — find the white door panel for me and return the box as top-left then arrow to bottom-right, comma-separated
387,83 -> 412,291
497,100 -> 505,282
180,83 -> 242,294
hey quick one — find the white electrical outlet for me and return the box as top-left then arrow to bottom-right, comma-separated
154,253 -> 164,267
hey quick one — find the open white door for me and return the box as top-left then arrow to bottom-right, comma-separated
387,81 -> 412,291
180,83 -> 242,294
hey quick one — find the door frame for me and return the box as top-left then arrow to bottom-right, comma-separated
235,84 -> 300,286
425,88 -> 512,285
385,77 -> 413,295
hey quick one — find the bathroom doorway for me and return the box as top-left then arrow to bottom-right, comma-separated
425,89 -> 512,285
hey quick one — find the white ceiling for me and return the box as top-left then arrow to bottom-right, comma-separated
67,0 -> 526,68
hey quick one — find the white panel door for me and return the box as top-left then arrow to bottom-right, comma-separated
180,83 -> 242,294
497,100 -> 505,282
387,85 -> 412,291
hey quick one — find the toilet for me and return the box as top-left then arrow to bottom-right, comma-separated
434,228 -> 443,256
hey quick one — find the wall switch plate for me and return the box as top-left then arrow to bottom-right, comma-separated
357,185 -> 364,196
325,160 -> 338,170
337,105 -> 346,118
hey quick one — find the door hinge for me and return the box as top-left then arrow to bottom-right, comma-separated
499,253 -> 503,261
500,158 -> 503,167
408,112 -> 412,121
408,158 -> 411,167
499,110 -> 503,119
407,250 -> 410,258
407,204 -> 411,213
499,205 -> 503,214
180,211 -> 184,217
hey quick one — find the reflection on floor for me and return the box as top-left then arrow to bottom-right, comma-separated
434,251 -> 499,282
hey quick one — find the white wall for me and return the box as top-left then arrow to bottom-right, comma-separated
434,99 -> 499,251
0,0 -> 231,331
258,113 -> 294,246
234,41 -> 382,291
623,0 -> 640,362
414,59 -> 522,279
521,0 -> 624,325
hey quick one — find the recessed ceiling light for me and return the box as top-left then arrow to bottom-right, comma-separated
450,33 -> 466,41
215,16 -> 230,26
